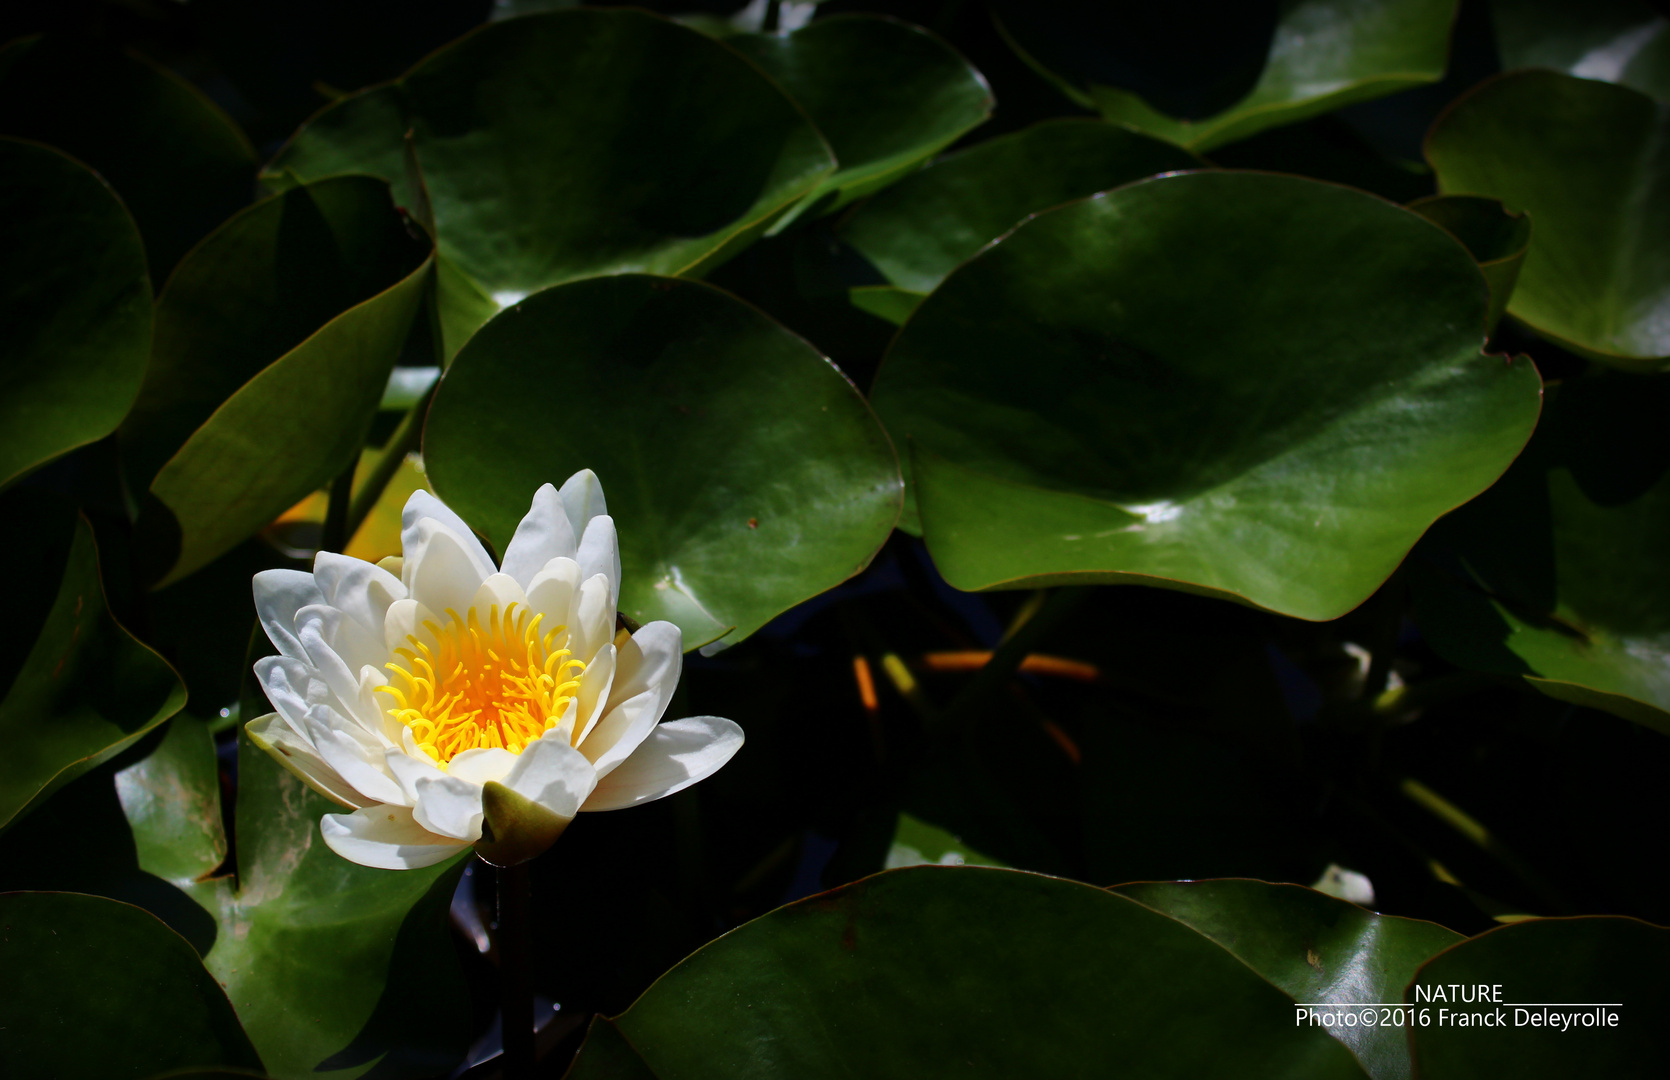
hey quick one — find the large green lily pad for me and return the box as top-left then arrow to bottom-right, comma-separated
119,176 -> 432,587
1408,916 -> 1669,1077
188,731 -> 470,1080
267,8 -> 835,355
0,35 -> 255,277
566,866 -> 1369,1078
0,891 -> 262,1077
1490,0 -> 1670,103
114,714 -> 226,887
0,138 -> 151,492
1005,0 -> 1456,152
1412,373 -> 1670,733
423,274 -> 902,651
839,119 -> 1203,294
727,15 -> 992,219
1118,879 -> 1464,1080
1426,69 -> 1670,370
870,171 -> 1541,620
0,492 -> 186,833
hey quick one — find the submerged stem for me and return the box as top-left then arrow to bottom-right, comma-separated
498,859 -> 535,1078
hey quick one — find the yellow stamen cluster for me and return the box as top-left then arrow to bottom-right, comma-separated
376,602 -> 585,767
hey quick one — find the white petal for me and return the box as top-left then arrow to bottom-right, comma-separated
313,551 -> 406,636
549,695 -> 578,745
576,514 -> 621,607
573,643 -> 616,747
502,733 -> 597,819
253,569 -> 325,661
247,712 -> 366,809
383,597 -> 442,656
582,717 -> 743,811
569,573 -> 615,664
303,707 -> 406,806
296,612 -> 385,731
558,469 -> 607,540
400,489 -> 495,581
385,745 -> 446,804
580,621 -> 682,775
321,804 -> 467,869
525,558 -> 581,648
500,483 -> 578,587
406,520 -> 491,620
254,654 -> 321,736
377,555 -> 403,576
468,573 -> 529,624
446,747 -> 518,786
412,774 -> 484,841
297,602 -> 385,675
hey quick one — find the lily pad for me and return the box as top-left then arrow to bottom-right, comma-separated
1408,195 -> 1531,334
1426,69 -> 1670,370
1117,879 -> 1464,1080
0,891 -> 262,1077
119,176 -> 432,587
727,15 -> 992,219
1412,373 -> 1670,733
423,274 -> 902,651
565,866 -> 1369,1078
189,731 -> 471,1080
0,35 -> 255,277
1407,916 -> 1669,1077
0,138 -> 151,491
0,492 -> 186,833
870,171 -> 1541,620
1005,0 -> 1457,152
114,714 -> 226,886
839,118 -> 1202,294
267,8 -> 835,355
1490,0 -> 1670,102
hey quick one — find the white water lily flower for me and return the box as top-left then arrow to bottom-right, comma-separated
246,471 -> 744,870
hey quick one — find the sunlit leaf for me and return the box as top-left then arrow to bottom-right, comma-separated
1490,0 -> 1670,102
1426,70 -> 1670,370
871,171 -> 1540,619
565,866 -> 1370,1078
0,892 -> 262,1076
115,714 -> 226,886
424,274 -> 902,651
0,138 -> 150,491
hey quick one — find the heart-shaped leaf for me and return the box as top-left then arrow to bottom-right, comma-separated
119,176 -> 432,588
870,171 -> 1541,620
1426,69 -> 1670,370
267,8 -> 835,355
1407,916 -> 1669,1077
423,274 -> 902,651
1490,0 -> 1670,102
1412,373 -> 1670,733
726,15 -> 992,219
839,118 -> 1202,294
565,866 -> 1370,1078
0,891 -> 262,1076
1007,0 -> 1457,152
0,35 -> 255,277
0,492 -> 186,833
0,138 -> 151,491
1117,879 -> 1464,1080
189,731 -> 471,1080
1408,195 -> 1531,334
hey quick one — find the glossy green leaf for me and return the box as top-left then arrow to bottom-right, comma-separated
115,715 -> 226,886
0,492 -> 186,833
847,284 -> 925,325
424,274 -> 902,650
189,731 -> 470,1080
0,138 -> 151,491
1426,70 -> 1670,370
0,36 -> 255,276
1117,879 -> 1464,1080
1407,916 -> 1669,1077
839,119 -> 1203,293
1009,0 -> 1456,152
565,866 -> 1369,1078
1408,195 -> 1531,334
727,15 -> 992,218
268,9 -> 835,355
0,891 -> 262,1077
119,176 -> 432,587
1491,0 -> 1670,102
1412,373 -> 1670,733
870,171 -> 1541,620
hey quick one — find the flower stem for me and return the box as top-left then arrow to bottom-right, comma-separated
345,381 -> 436,541
498,859 -> 535,1077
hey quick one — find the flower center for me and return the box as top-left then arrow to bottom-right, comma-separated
376,602 -> 585,766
